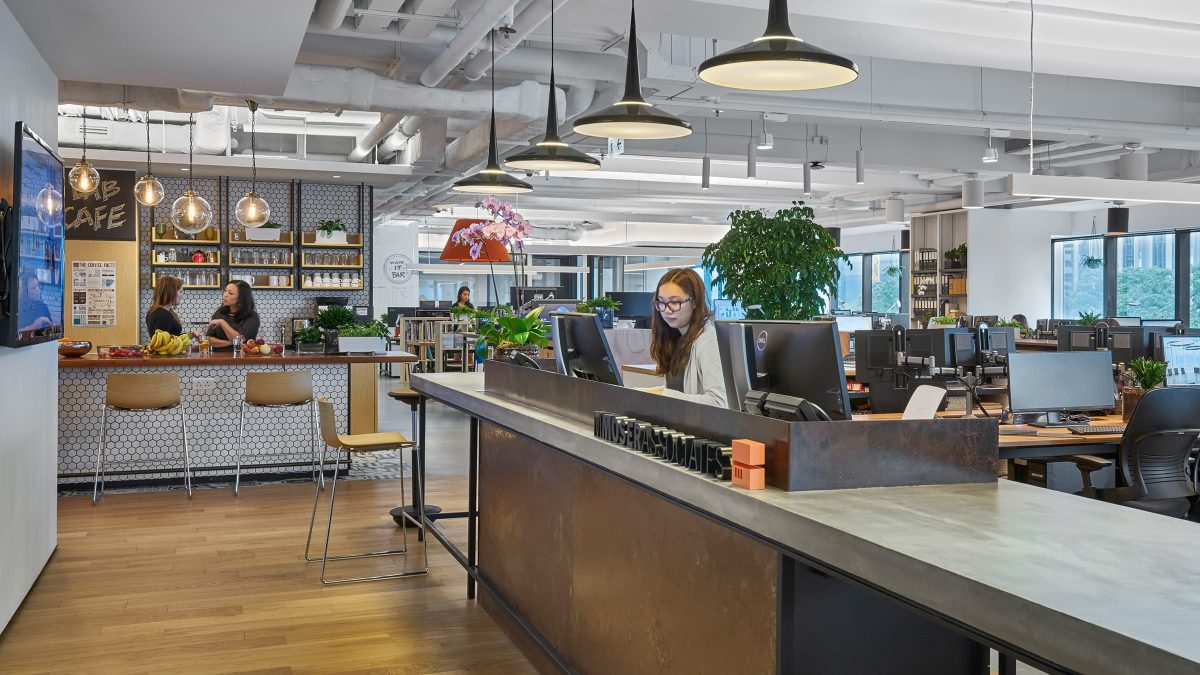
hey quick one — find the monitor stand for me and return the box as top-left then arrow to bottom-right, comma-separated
1027,412 -> 1075,428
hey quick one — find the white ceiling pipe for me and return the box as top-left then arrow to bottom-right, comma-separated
312,0 -> 355,31
460,0 -> 572,82
348,112 -> 404,162
398,0 -> 459,40
419,0 -> 522,88
306,18 -> 457,44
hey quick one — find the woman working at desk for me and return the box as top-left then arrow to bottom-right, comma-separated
206,280 -> 260,349
452,285 -> 474,311
648,268 -> 728,408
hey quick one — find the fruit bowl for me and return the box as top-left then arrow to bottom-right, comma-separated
241,340 -> 285,357
107,345 -> 145,359
58,340 -> 93,358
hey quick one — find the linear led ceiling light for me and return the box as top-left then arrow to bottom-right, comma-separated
697,0 -> 858,91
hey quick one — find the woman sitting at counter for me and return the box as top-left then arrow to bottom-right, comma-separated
146,275 -> 185,336
206,280 -> 260,349
452,285 -> 474,311
649,268 -> 728,409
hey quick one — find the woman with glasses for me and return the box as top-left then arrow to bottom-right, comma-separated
648,268 -> 728,408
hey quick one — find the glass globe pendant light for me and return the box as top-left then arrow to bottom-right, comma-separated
573,0 -> 692,140
170,113 -> 213,235
235,99 -> 270,227
67,106 -> 100,196
506,0 -> 600,172
134,113 -> 164,206
697,0 -> 858,92
36,184 -> 62,225
453,30 -> 534,194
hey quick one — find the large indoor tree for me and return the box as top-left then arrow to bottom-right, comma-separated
702,201 -> 847,320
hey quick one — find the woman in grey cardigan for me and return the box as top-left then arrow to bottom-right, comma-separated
648,268 -> 729,409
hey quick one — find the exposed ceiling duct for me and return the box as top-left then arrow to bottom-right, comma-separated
418,0 -> 522,87
460,0 -> 572,82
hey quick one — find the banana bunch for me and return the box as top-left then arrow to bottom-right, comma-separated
147,329 -> 191,356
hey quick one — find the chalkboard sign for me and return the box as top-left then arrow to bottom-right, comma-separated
64,168 -> 137,241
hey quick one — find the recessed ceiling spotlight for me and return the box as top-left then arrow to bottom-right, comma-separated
332,174 -> 341,178
809,161 -> 825,171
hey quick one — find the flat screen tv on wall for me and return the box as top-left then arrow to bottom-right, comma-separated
0,122 -> 65,347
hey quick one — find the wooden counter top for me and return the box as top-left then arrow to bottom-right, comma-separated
1016,338 -> 1058,349
855,411 -> 1124,447
59,352 -> 417,369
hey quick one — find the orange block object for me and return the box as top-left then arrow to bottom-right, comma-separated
732,439 -> 765,467
732,461 -> 765,490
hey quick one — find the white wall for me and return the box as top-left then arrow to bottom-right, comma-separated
967,209 -> 1073,320
372,221 -> 420,313
0,0 -> 60,633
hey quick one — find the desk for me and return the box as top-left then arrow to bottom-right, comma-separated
1017,338 -> 1059,351
413,370 -> 1200,675
854,411 -> 1123,459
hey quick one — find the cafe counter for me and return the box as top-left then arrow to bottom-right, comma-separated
57,351 -> 415,488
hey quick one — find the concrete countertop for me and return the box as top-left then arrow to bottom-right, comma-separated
413,371 -> 1200,675
59,352 -> 417,368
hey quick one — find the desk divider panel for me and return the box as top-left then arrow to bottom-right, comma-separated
483,360 -> 998,491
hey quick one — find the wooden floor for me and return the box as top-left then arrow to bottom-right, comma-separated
0,478 -> 535,675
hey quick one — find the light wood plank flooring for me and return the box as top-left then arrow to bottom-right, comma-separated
0,478 -> 534,675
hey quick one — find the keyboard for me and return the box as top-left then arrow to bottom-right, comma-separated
1067,424 -> 1127,436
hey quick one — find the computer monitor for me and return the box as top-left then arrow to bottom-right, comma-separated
532,299 -> 580,318
512,286 -> 559,307
835,315 -> 874,334
385,306 -> 420,326
551,312 -> 623,386
712,298 -> 746,321
1058,326 -> 1099,352
951,331 -> 977,368
1106,327 -> 1148,364
1143,319 -> 1183,328
608,292 -> 653,319
1007,352 -> 1116,421
972,315 -> 999,328
1162,336 -> 1200,386
1109,316 -> 1142,327
714,320 -> 852,420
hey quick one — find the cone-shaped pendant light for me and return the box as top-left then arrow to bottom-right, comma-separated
698,0 -> 858,91
573,0 -> 692,140
454,31 -> 534,194
507,0 -> 600,171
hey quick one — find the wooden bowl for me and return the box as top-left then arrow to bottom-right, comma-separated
58,341 -> 93,358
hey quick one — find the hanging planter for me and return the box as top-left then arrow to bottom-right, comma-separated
1083,255 -> 1103,270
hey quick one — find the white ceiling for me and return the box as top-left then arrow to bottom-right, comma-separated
5,0 -> 312,94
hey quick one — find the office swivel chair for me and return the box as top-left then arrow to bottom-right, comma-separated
1070,387 -> 1200,521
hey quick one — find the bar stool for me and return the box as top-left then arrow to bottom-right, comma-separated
94,372 -> 191,504
235,371 -> 319,496
306,397 -> 428,584
387,388 -> 442,529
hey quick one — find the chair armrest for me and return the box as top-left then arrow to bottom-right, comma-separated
1065,454 -> 1113,499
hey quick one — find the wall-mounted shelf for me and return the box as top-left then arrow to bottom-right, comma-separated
302,264 -> 362,270
249,284 -> 295,290
151,260 -> 221,268
152,234 -> 221,245
152,272 -> 220,290
302,282 -> 364,290
301,232 -> 363,248
229,262 -> 293,269
229,232 -> 294,246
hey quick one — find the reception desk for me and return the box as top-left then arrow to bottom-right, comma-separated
413,365 -> 1200,675
57,352 -> 414,488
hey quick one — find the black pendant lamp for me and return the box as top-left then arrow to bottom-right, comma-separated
1107,202 -> 1129,235
453,30 -> 534,194
698,0 -> 858,91
573,0 -> 692,140
507,0 -> 600,171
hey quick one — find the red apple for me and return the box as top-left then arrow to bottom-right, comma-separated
271,344 -> 283,355
245,338 -> 257,348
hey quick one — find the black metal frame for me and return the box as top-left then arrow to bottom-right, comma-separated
415,392 -> 1075,675
834,250 -> 910,315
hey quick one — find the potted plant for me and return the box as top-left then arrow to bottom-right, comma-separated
577,296 -> 622,329
315,305 -> 357,354
944,244 -> 968,268
477,306 -> 550,360
245,219 -> 284,242
1078,310 -> 1102,326
930,316 -> 958,328
701,201 -> 846,320
1083,254 -> 1103,270
293,325 -> 325,354
333,319 -> 388,354
1124,357 -> 1167,421
316,218 -> 348,245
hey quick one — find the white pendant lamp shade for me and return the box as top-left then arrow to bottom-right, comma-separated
573,2 -> 692,140
697,0 -> 858,92
962,177 -> 985,209
757,131 -> 774,150
68,107 -> 100,196
171,113 -> 214,234
855,149 -> 865,185
982,146 -> 999,164
237,100 -> 271,227
885,195 -> 904,223
135,114 -> 164,206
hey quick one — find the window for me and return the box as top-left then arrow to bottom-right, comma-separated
835,255 -> 863,313
1116,233 -> 1175,320
1191,232 -> 1200,322
1053,238 -> 1104,319
870,253 -> 902,314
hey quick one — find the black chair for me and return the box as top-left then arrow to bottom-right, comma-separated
1071,387 -> 1200,520
508,351 -> 542,370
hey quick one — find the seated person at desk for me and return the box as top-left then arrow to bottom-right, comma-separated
452,285 -> 474,311
17,272 -> 53,333
206,280 -> 260,349
145,275 -> 187,335
647,268 -> 728,408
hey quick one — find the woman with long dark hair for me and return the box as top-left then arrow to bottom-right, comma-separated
452,285 -> 474,310
206,280 -> 260,349
649,268 -> 727,408
146,275 -> 185,335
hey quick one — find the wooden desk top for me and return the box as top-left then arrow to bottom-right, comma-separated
1016,338 -> 1058,349
854,412 -> 1124,447
623,364 -> 659,377
59,352 -> 418,369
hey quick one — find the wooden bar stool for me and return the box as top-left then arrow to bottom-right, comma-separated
235,371 -> 319,496
94,372 -> 191,504
306,398 -> 428,584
